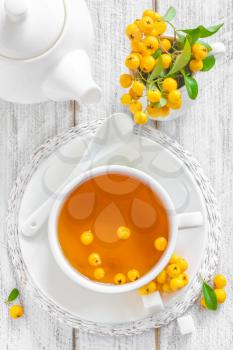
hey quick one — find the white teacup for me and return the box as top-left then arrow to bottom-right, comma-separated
48,165 -> 203,298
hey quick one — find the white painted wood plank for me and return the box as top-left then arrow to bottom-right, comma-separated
75,1 -> 157,349
76,0 -> 153,123
76,330 -> 155,350
0,101 -> 74,349
156,0 -> 231,349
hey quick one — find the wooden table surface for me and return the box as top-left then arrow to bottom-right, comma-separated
0,0 -> 230,349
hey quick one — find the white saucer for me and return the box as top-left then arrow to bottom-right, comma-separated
17,124 -> 208,325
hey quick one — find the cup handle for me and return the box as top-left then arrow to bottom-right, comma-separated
177,211 -> 203,229
210,42 -> 226,58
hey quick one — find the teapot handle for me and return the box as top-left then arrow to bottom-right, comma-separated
210,42 -> 226,58
5,0 -> 28,22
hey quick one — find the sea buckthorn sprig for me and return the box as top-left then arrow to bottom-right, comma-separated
120,6 -> 223,123
139,252 -> 189,295
200,274 -> 227,310
6,288 -> 24,319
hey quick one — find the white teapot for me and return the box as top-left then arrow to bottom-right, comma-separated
0,0 -> 101,104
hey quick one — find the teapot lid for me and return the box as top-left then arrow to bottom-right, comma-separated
0,0 -> 66,60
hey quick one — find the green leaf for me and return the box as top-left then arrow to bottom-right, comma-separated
163,6 -> 176,22
169,38 -> 191,75
202,282 -> 218,310
183,74 -> 198,99
176,33 -> 186,48
186,29 -> 202,45
153,97 -> 167,108
201,55 -> 215,71
152,48 -> 162,59
148,56 -> 163,82
181,23 -> 223,40
7,288 -> 20,303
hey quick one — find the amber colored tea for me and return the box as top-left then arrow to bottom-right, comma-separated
58,172 -> 169,284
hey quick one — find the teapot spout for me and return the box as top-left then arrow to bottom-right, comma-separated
42,50 -> 101,104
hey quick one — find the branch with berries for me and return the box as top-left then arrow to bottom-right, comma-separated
120,7 -> 223,124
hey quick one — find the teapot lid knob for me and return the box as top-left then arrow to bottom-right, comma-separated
5,0 -> 28,22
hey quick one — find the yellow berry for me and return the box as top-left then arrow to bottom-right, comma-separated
189,59 -> 203,73
143,9 -> 162,22
166,264 -> 181,278
129,88 -> 140,100
131,40 -> 141,53
138,16 -> 155,34
134,111 -> 149,125
200,297 -> 207,308
88,253 -> 101,266
154,237 -> 168,251
167,99 -> 182,110
215,289 -> 226,304
192,43 -> 208,60
134,19 -> 141,27
128,269 -> 140,282
94,267 -> 105,280
114,273 -> 126,285
160,106 -> 170,117
154,21 -> 167,35
136,41 -> 148,55
162,282 -> 171,293
131,80 -> 144,95
147,89 -> 161,103
147,104 -> 161,118
125,23 -> 142,41
179,273 -> 189,286
156,283 -> 163,293
121,93 -> 132,105
140,55 -> 156,73
125,53 -> 140,70
162,78 -> 177,92
10,305 -> 24,319
213,274 -> 227,289
170,277 -> 183,291
167,89 -> 181,104
120,74 -> 133,88
142,35 -> 159,54
150,28 -> 159,37
117,226 -> 131,240
139,281 -> 156,295
80,230 -> 94,245
156,269 -> 167,284
129,100 -> 142,113
161,54 -> 172,69
160,38 -> 172,52
169,253 -> 180,264
176,258 -> 188,272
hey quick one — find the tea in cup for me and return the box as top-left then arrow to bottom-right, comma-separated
49,165 -> 203,295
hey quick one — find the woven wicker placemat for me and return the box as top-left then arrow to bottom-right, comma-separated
6,119 -> 221,336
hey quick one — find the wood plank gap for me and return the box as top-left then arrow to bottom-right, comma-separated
70,99 -> 77,350
71,100 -> 76,126
72,328 -> 77,350
152,0 -> 159,11
156,328 -> 160,349
152,1 -> 160,350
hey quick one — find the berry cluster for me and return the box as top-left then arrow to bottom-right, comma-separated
120,7 -> 223,123
81,227 -> 142,284
139,253 -> 189,295
80,228 -> 168,285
